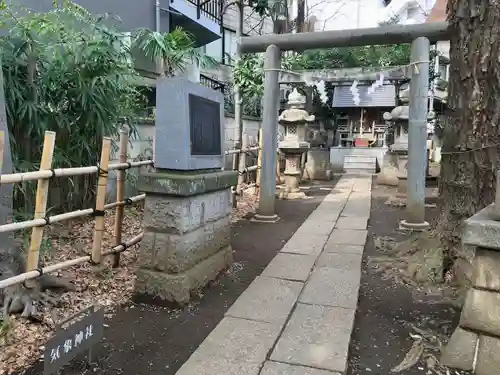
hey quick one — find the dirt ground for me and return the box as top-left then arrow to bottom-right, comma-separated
16,182 -> 334,375
347,180 -> 469,375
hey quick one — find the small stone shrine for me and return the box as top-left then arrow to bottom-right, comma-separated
277,88 -> 314,199
441,182 -> 500,375
135,77 -> 237,305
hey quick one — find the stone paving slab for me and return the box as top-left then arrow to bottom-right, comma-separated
307,209 -> 343,223
280,233 -> 329,256
316,252 -> 363,271
270,303 -> 355,373
176,353 -> 261,375
225,276 -> 303,326
328,229 -> 368,246
193,317 -> 281,364
341,207 -> 370,218
299,267 -> 361,308
296,219 -> 337,236
322,193 -> 351,202
175,175 -> 371,375
335,216 -> 368,230
260,361 -> 340,375
323,242 -> 365,255
262,253 -> 317,282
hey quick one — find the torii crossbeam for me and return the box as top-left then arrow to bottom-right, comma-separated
241,22 -> 451,228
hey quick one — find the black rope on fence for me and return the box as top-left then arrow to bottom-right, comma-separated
96,163 -> 108,177
92,209 -> 106,217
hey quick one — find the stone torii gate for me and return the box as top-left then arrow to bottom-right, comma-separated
239,22 -> 451,229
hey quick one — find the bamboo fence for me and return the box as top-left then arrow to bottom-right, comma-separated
0,129 -> 262,291
222,133 -> 261,203
0,130 -> 150,291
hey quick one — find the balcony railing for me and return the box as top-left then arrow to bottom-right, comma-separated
200,74 -> 225,93
185,0 -> 223,25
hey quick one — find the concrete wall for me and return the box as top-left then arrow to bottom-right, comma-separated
106,114 -> 261,200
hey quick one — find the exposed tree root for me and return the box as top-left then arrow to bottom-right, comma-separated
371,232 -> 444,283
0,241 -> 76,320
370,232 -> 469,306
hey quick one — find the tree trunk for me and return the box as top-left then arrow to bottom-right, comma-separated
437,0 -> 500,269
0,57 -> 14,239
296,0 -> 305,32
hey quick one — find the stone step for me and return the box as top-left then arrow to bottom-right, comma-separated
344,156 -> 377,164
343,162 -> 376,169
344,160 -> 377,168
343,168 -> 375,175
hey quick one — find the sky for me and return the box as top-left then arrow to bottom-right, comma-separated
300,0 -> 436,31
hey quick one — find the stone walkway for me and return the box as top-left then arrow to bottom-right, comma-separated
175,175 -> 372,375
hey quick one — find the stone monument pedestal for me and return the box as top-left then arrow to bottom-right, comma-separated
135,169 -> 237,305
303,148 -> 332,181
441,204 -> 500,374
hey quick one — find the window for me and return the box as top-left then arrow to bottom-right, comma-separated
202,28 -> 243,65
223,29 -> 238,64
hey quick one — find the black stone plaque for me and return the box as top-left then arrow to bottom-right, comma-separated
44,306 -> 104,375
189,93 -> 222,156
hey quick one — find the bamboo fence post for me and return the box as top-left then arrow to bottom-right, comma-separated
91,137 -> 112,265
255,128 -> 263,195
26,131 -> 56,273
0,131 -> 4,174
112,125 -> 129,268
236,133 -> 249,195
232,140 -> 240,208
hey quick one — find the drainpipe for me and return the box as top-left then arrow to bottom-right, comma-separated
155,0 -> 164,75
234,3 -> 244,196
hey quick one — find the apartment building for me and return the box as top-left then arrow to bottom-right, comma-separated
198,5 -> 274,89
10,0 -> 224,77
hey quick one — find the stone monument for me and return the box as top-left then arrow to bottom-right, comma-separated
441,183 -> 500,375
135,77 -> 237,305
277,89 -> 314,199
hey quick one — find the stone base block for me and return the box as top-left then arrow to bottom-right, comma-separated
376,168 -> 398,186
277,191 -> 310,200
138,215 -> 231,273
460,288 -> 500,336
476,334 -> 500,375
303,149 -> 332,181
473,249 -> 500,291
399,220 -> 430,232
135,246 -> 233,305
251,214 -> 281,223
440,327 -> 477,371
397,176 -> 408,194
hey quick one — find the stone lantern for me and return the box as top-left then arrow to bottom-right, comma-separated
278,88 -> 315,199
382,87 -> 434,192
